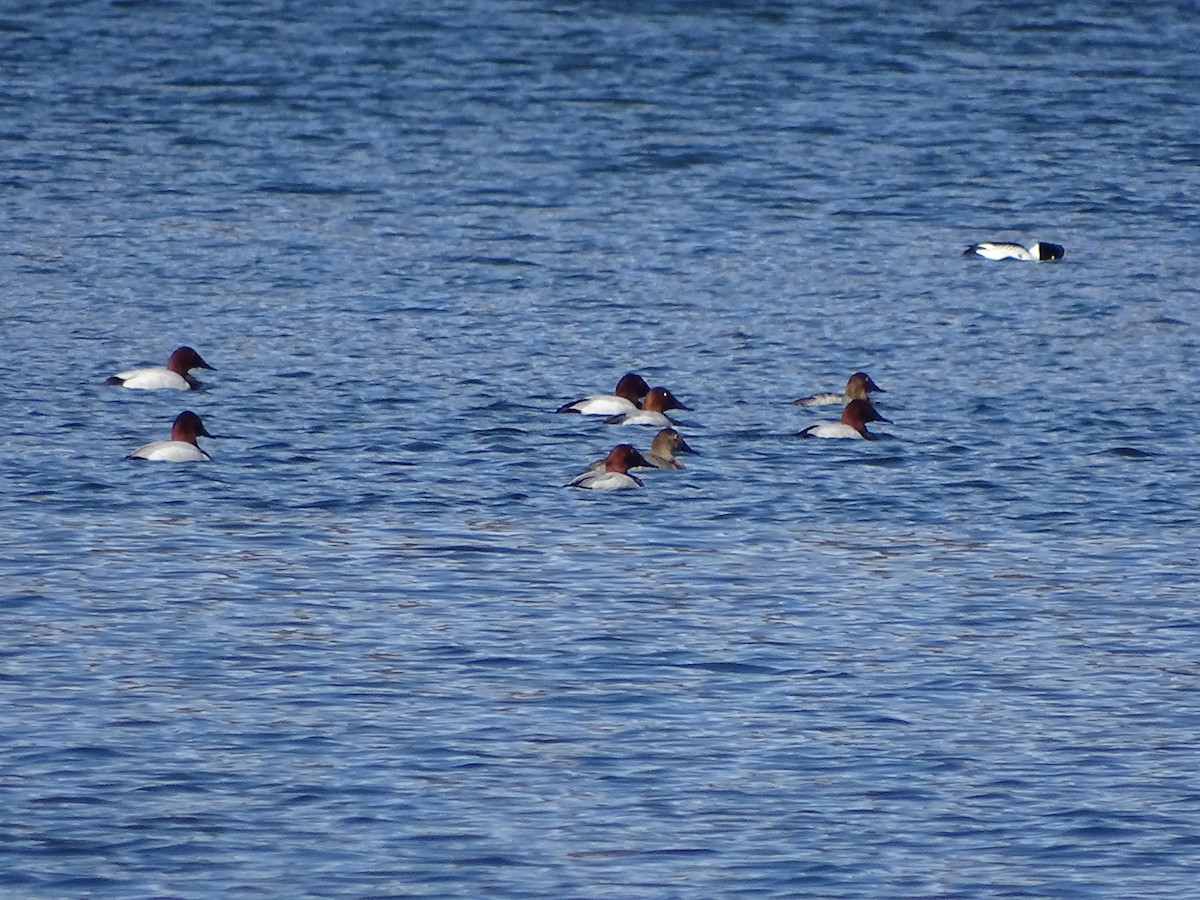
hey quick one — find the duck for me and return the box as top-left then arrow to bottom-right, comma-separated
556,372 -> 650,415
587,428 -> 697,472
963,241 -> 1064,261
127,410 -> 213,461
798,399 -> 891,440
605,387 -> 689,427
793,371 -> 885,408
106,346 -> 215,390
565,444 -> 651,490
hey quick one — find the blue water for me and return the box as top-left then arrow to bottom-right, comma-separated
3,1 -> 1200,896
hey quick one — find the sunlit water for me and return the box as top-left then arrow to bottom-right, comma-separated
2,1 -> 1199,896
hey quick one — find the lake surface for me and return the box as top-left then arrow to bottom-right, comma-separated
3,1 -> 1200,896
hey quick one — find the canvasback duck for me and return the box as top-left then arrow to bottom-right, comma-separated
793,371 -> 885,407
565,444 -> 651,490
605,387 -> 689,427
587,427 -> 698,472
798,399 -> 891,440
127,410 -> 213,461
556,372 -> 650,415
106,346 -> 215,390
963,241 -> 1064,261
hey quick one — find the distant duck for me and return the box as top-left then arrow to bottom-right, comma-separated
605,387 -> 690,427
963,241 -> 1064,262
127,410 -> 213,461
794,371 -> 885,408
106,346 -> 215,390
798,399 -> 891,440
556,372 -> 650,416
565,444 -> 652,490
587,428 -> 697,472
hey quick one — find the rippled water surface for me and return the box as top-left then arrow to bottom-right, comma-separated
3,1 -> 1200,896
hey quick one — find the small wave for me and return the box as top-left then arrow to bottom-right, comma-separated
1097,447 -> 1156,459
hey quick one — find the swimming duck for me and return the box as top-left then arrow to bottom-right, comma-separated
556,373 -> 650,415
793,371 -> 885,408
127,410 -> 213,461
587,427 -> 697,471
963,241 -> 1064,261
565,444 -> 651,490
798,399 -> 891,440
605,387 -> 689,427
106,346 -> 215,390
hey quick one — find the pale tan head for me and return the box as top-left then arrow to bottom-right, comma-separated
844,372 -> 884,400
650,428 -> 697,460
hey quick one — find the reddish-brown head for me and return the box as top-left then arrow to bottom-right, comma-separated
613,373 -> 651,403
170,410 -> 212,445
840,399 -> 891,431
605,444 -> 651,473
641,387 -> 689,413
166,346 -> 215,375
